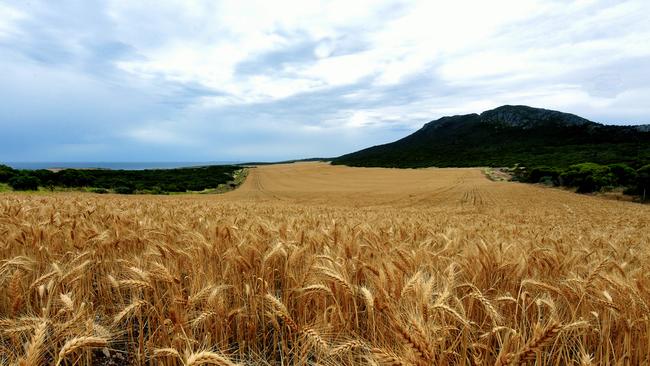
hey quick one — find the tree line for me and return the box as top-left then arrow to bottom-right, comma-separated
517,162 -> 650,200
0,164 -> 241,194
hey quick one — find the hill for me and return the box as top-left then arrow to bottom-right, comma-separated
332,105 -> 650,168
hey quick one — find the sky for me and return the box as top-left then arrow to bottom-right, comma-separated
1,0 -> 649,162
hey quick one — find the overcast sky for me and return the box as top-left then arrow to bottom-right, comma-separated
1,0 -> 649,162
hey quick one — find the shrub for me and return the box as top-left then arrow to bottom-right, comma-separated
527,166 -> 561,185
623,186 -> 640,195
161,184 -> 182,192
187,180 -> 211,191
0,164 -> 17,182
56,169 -> 92,187
560,163 -> 615,193
638,165 -> 650,201
149,186 -> 168,195
608,163 -> 637,186
114,186 -> 135,194
90,188 -> 109,194
538,176 -> 556,186
8,174 -> 40,191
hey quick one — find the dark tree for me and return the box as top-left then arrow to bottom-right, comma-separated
638,165 -> 650,201
608,163 -> 637,186
56,169 -> 92,187
0,164 -> 17,182
114,186 -> 135,194
8,175 -> 40,191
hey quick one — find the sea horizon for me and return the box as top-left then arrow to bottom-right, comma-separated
3,161 -> 245,170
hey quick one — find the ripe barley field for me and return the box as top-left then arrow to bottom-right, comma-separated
1,163 -> 649,365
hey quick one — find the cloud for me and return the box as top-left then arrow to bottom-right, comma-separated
0,3 -> 26,40
0,0 -> 649,162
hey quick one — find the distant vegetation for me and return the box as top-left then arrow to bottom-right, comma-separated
0,164 -> 242,194
515,162 -> 649,199
333,105 -> 650,200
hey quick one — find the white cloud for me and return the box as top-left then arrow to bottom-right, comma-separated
108,0 -> 650,113
1,0 -> 650,161
108,0 -> 650,110
0,3 -> 26,39
314,40 -> 335,59
110,0 -> 395,102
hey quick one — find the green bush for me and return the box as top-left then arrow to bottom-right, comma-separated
8,174 -> 40,191
538,176 -> 556,186
149,186 -> 168,195
560,163 -> 615,193
638,165 -> 650,201
527,166 -> 561,184
0,164 -> 17,182
162,183 -> 183,192
608,163 -> 637,186
90,188 -> 109,194
57,169 -> 92,187
114,186 -> 135,194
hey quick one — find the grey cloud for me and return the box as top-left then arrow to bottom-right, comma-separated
235,40 -> 318,76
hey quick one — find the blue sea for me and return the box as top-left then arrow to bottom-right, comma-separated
4,162 -> 243,170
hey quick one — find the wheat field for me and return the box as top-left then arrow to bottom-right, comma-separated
1,163 -> 649,365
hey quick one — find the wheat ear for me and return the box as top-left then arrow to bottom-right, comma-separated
186,350 -> 239,366
371,348 -> 408,366
496,321 -> 565,365
153,347 -> 182,359
19,321 -> 48,366
56,336 -> 108,366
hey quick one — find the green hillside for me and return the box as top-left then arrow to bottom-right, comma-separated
332,105 -> 650,169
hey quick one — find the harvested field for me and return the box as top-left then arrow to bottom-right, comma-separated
1,162 -> 649,365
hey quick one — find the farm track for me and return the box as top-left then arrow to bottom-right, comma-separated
1,162 -> 649,365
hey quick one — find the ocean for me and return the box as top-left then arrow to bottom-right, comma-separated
4,162 -> 243,170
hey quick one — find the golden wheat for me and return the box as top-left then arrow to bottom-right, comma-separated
56,336 -> 108,365
1,162 -> 649,365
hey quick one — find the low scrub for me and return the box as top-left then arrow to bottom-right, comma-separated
522,162 -> 648,197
